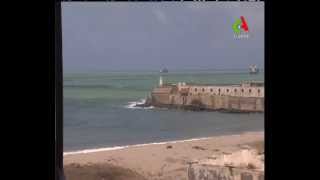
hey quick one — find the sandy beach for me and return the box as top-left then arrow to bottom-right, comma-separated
64,131 -> 264,180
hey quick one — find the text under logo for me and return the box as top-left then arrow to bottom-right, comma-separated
232,16 -> 249,39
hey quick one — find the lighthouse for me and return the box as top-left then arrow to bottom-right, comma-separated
159,75 -> 163,87
159,67 -> 168,87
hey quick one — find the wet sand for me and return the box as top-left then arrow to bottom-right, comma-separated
64,131 -> 264,180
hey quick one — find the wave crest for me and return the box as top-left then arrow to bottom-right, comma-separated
125,99 -> 154,109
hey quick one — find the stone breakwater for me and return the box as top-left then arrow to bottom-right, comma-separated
140,82 -> 264,113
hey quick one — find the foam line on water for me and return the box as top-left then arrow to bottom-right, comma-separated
125,99 -> 154,109
63,137 -> 212,156
63,131 -> 263,156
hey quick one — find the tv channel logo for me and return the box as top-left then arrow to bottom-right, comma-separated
233,16 -> 249,39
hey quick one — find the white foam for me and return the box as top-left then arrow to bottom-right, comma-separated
125,99 -> 154,109
63,131 -> 263,156
64,137 -> 213,156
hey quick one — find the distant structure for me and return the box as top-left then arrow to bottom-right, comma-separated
143,79 -> 264,112
159,76 -> 163,87
249,65 -> 259,74
160,68 -> 168,73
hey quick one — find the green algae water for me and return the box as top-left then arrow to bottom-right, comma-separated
63,70 -> 264,152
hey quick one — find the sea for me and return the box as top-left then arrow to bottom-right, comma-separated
63,69 -> 264,153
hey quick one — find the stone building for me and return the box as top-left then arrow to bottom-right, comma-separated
147,77 -> 264,112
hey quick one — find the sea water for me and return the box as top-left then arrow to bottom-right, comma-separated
63,70 -> 264,152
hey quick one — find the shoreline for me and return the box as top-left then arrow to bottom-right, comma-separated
64,131 -> 264,180
63,130 -> 263,156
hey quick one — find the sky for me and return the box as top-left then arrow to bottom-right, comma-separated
62,2 -> 264,72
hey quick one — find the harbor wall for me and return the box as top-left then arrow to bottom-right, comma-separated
149,84 -> 264,112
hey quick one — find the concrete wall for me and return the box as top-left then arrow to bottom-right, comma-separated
184,85 -> 264,98
188,164 -> 264,180
151,94 -> 171,105
170,94 -> 184,105
151,83 -> 264,112
151,93 -> 264,112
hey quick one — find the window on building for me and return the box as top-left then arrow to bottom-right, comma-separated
234,89 -> 237,93
210,88 -> 213,92
241,89 -> 244,93
202,88 -> 205,92
258,89 -> 260,93
249,89 -> 252,93
195,88 -> 197,92
226,89 -> 229,93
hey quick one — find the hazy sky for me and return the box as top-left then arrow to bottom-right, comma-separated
62,2 -> 264,72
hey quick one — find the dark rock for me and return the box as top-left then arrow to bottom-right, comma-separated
192,146 -> 206,150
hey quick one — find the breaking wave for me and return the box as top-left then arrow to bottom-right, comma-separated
63,131 -> 263,156
125,99 -> 154,109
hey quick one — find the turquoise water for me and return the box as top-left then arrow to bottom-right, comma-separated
63,70 -> 264,151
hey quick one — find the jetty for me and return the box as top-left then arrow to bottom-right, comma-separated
141,76 -> 264,113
